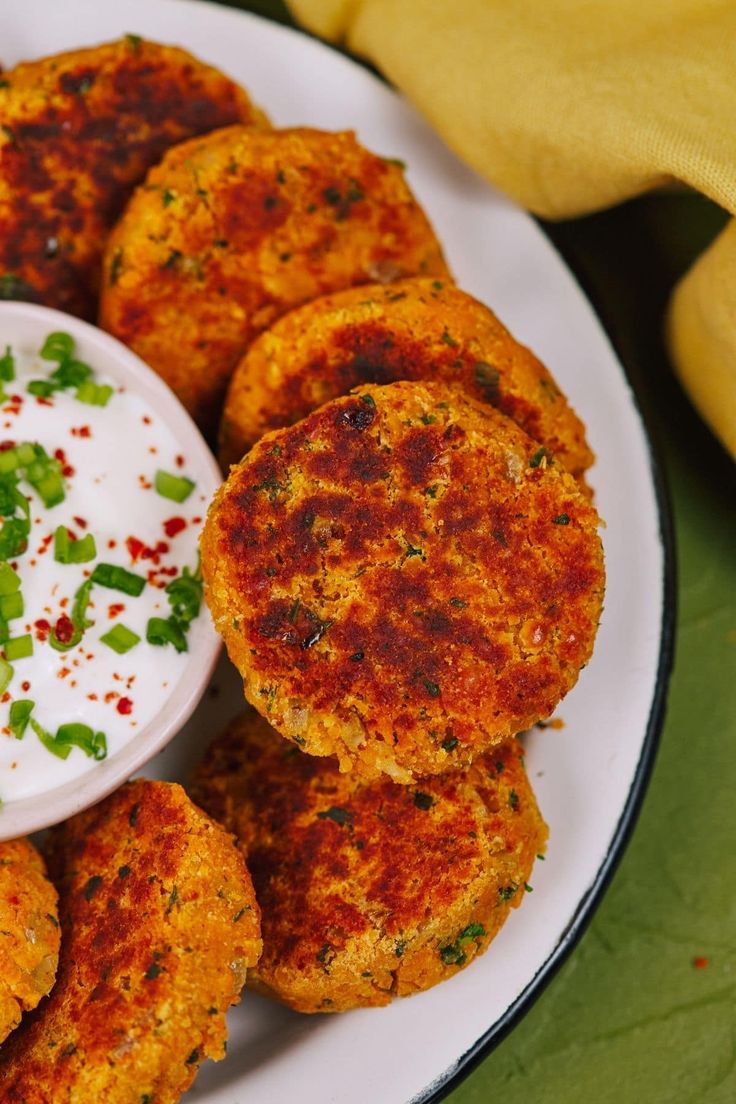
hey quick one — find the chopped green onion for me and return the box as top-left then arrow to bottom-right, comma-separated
51,359 -> 91,389
146,616 -> 188,653
165,568 -> 202,624
0,449 -> 19,474
40,331 -> 74,362
16,443 -> 35,466
56,723 -> 107,761
0,563 -> 21,595
75,381 -> 113,406
5,635 -> 33,661
0,621 -> 9,644
154,470 -> 195,503
9,699 -> 33,739
0,592 -> 23,620
0,658 -> 12,694
27,379 -> 56,398
0,518 -> 28,558
54,525 -> 97,564
91,563 -> 146,596
0,345 -> 15,382
100,623 -> 140,654
31,717 -> 71,759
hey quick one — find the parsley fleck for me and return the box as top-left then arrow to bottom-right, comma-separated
442,736 -> 458,752
529,446 -> 549,468
317,806 -> 353,827
395,940 -> 407,957
449,597 -> 466,609
498,882 -> 519,902
129,802 -> 140,827
422,678 -> 440,698
553,513 -> 570,525
186,1048 -> 200,1065
162,189 -> 175,207
144,962 -> 162,981
441,329 -> 458,348
420,413 -> 436,425
118,865 -> 131,879
109,248 -> 123,286
413,791 -> 434,810
509,789 -> 519,810
83,875 -> 103,901
474,362 -> 501,396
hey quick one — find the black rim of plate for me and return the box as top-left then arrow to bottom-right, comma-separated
415,272 -> 678,1103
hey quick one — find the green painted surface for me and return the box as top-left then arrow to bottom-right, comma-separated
222,5 -> 736,1098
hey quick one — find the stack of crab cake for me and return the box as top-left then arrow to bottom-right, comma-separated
195,299 -> 603,1009
0,33 -> 606,1025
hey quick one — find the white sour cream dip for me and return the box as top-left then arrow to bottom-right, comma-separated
0,337 -> 210,802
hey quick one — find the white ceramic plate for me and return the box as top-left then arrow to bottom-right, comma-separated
0,3 -> 673,1102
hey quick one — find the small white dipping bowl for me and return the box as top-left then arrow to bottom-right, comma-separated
0,302 -> 222,840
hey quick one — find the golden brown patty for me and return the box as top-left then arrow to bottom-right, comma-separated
0,36 -> 265,318
201,380 -> 604,781
191,711 -> 547,1012
0,838 -> 60,1045
99,126 -> 449,433
0,780 -> 262,1103
219,277 -> 593,477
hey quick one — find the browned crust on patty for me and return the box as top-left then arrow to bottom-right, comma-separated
219,277 -> 593,478
201,379 -> 604,781
99,126 -> 450,433
0,838 -> 60,1046
0,36 -> 266,318
0,780 -> 262,1103
191,711 -> 547,1012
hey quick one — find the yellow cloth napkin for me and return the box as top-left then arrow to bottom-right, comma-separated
288,0 -> 736,458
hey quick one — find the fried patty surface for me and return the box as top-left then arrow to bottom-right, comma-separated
202,380 -> 604,781
99,126 -> 449,433
191,711 -> 547,1012
0,36 -> 265,318
0,780 -> 262,1103
219,277 -> 593,477
0,838 -> 60,1046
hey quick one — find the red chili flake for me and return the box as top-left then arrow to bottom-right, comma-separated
87,693 -> 98,701
59,596 -> 69,609
126,536 -> 145,562
53,448 -> 75,478
53,615 -> 74,644
0,440 -> 15,451
36,397 -> 54,407
104,691 -> 118,703
191,516 -> 202,525
117,697 -> 133,715
57,667 -> 71,680
693,956 -> 709,969
71,425 -> 91,438
108,603 -> 125,619
163,516 -> 187,538
175,454 -> 185,468
72,516 -> 88,530
142,415 -> 152,425
34,618 -> 51,641
107,539 -> 117,549
21,681 -> 30,692
148,446 -> 158,455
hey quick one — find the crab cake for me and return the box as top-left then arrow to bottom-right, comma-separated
0,36 -> 265,318
201,380 -> 604,781
99,126 -> 449,433
191,711 -> 547,1012
0,780 -> 262,1103
219,277 -> 593,477
0,838 -> 60,1045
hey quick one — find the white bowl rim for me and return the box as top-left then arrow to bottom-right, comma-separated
0,301 -> 222,840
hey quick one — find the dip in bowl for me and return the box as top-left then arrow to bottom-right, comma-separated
0,302 -> 221,839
